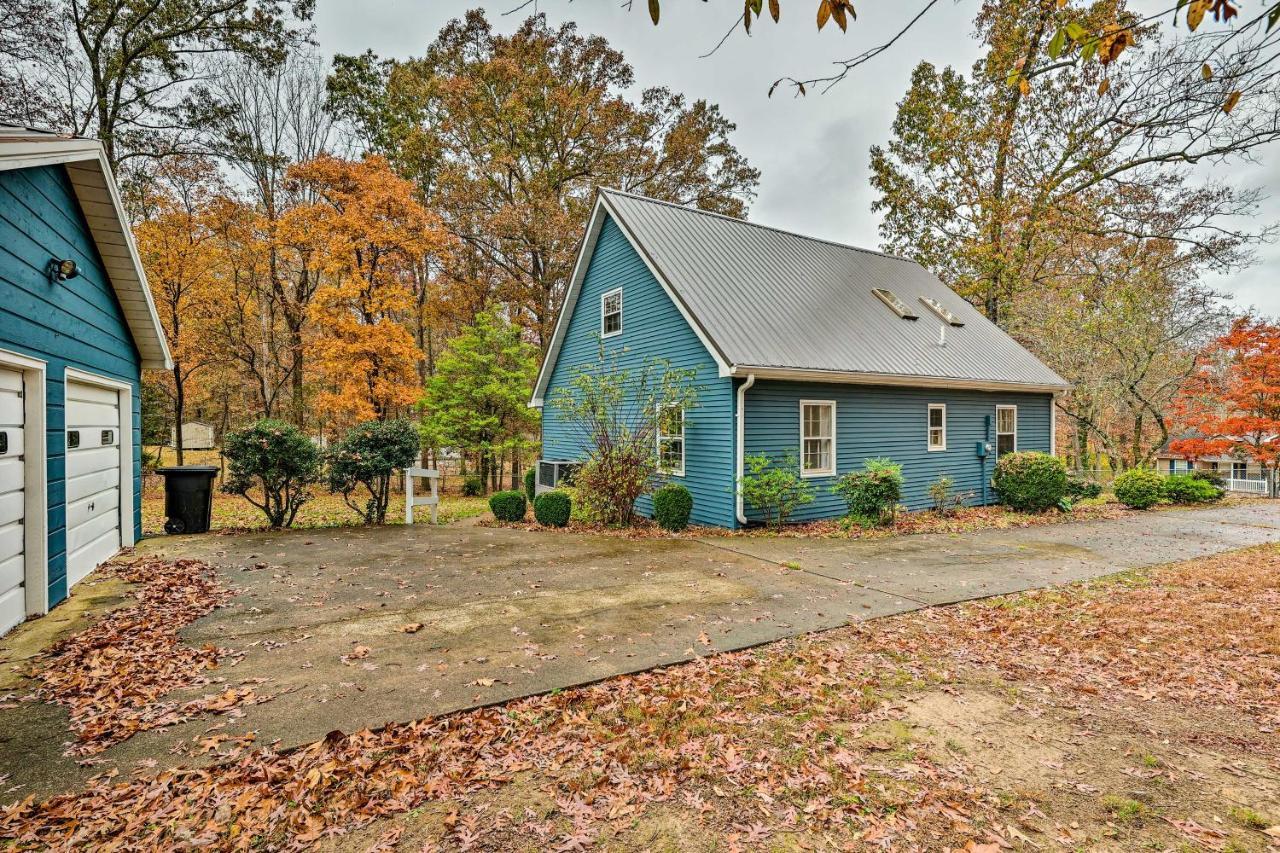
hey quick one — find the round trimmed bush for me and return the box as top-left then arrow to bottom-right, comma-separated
523,467 -> 537,503
992,451 -> 1067,512
652,483 -> 694,532
489,490 -> 527,522
1113,468 -> 1165,509
533,490 -> 571,527
1161,473 -> 1223,504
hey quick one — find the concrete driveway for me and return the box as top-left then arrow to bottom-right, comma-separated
3,501 -> 1279,801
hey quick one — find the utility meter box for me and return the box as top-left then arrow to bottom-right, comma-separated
976,441 -> 991,458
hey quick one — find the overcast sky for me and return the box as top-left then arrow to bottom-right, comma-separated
314,0 -> 1278,316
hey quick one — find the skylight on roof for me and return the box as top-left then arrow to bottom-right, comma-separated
872,288 -> 918,320
919,296 -> 965,327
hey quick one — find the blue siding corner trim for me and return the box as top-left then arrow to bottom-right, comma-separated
540,214 -> 737,528
0,164 -> 143,607
742,380 -> 1053,522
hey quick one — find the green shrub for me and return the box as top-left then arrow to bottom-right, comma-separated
488,490 -> 527,522
222,419 -> 322,529
1190,468 -> 1227,489
1113,468 -> 1165,509
326,419 -> 421,524
653,483 -> 694,532
927,473 -> 966,516
741,452 -> 814,531
1161,473 -> 1223,504
992,451 -> 1067,512
833,458 -> 903,526
1065,473 -> 1103,501
461,474 -> 484,497
523,467 -> 537,503
533,490 -> 571,527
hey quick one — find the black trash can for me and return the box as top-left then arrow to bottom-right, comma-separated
155,466 -> 220,534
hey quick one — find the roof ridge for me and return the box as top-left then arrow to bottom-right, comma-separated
598,186 -> 917,265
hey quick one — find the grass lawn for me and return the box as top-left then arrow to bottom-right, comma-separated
141,490 -> 490,535
3,543 -> 1277,850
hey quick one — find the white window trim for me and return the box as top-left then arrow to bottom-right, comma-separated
64,367 -> 135,553
799,400 -> 836,478
927,403 -> 947,452
0,347 -> 49,619
656,404 -> 685,477
600,287 -> 622,339
995,404 -> 1017,455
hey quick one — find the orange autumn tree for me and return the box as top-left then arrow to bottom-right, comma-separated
282,155 -> 451,427
1171,317 -> 1280,495
134,156 -> 224,462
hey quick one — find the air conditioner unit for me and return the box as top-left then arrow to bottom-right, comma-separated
537,459 -> 580,494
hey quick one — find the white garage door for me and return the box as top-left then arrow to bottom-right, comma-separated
0,367 -> 26,635
65,380 -> 122,588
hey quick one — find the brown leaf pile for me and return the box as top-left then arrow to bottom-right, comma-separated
1,623 -> 998,850
868,544 -> 1280,726
23,556 -> 259,754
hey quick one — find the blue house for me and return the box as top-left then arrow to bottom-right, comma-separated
0,125 -> 171,634
532,189 -> 1068,528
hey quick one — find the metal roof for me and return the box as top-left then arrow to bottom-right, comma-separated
597,188 -> 1067,392
0,124 -> 172,370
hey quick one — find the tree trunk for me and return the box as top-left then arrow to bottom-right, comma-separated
172,359 -> 186,466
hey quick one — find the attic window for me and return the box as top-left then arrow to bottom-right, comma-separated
872,288 -> 918,320
919,296 -> 965,327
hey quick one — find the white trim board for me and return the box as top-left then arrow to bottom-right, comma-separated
0,347 -> 48,620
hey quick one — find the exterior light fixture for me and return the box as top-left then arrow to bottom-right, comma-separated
47,258 -> 79,285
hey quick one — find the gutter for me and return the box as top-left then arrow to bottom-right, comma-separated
735,373 -> 756,526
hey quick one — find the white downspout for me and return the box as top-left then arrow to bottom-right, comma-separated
735,373 -> 756,526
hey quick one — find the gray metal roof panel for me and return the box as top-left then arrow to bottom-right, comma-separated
600,189 -> 1067,389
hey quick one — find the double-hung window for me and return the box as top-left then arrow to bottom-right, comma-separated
657,405 -> 685,476
995,405 -> 1017,456
1232,461 -> 1248,480
800,401 -> 835,477
601,288 -> 622,337
927,404 -> 946,451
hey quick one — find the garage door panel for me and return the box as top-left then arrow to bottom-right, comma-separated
67,527 -> 118,586
66,487 -> 120,532
0,552 -> 22,591
65,399 -> 120,429
0,426 -> 23,459
65,382 -> 119,406
65,501 -> 120,555
65,467 -> 120,503
0,520 -> 22,566
0,491 -> 22,527
0,458 -> 21,489
0,394 -> 22,426
65,445 -> 119,479
0,370 -> 20,393
0,585 -> 23,635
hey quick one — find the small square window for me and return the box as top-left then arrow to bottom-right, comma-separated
927,404 -> 946,451
601,289 -> 622,337
67,430 -> 80,449
101,429 -> 114,446
0,431 -> 7,455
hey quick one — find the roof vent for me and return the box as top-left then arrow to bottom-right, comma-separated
872,288 -> 918,320
919,296 -> 965,327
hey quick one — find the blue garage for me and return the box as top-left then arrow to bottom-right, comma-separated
0,125 -> 171,634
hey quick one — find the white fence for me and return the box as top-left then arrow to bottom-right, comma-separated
1226,477 -> 1270,496
1075,467 -> 1273,497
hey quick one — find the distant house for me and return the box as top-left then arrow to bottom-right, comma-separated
531,189 -> 1069,528
0,125 -> 172,634
171,420 -> 216,450
1155,437 -> 1271,494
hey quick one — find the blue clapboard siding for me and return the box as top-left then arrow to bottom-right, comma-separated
540,214 -> 737,527
742,379 -> 1053,522
0,164 -> 143,606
